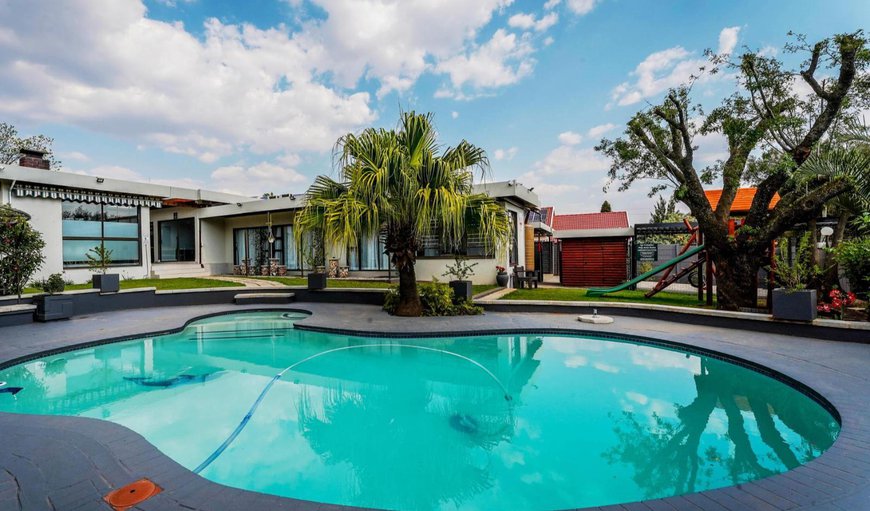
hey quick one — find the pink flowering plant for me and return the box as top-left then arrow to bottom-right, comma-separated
496,265 -> 506,274
817,288 -> 857,319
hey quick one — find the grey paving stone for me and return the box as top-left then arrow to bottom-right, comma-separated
0,302 -> 867,511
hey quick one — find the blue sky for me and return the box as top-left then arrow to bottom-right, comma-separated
1,0 -> 867,221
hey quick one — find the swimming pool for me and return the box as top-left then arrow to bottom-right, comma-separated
0,311 -> 839,510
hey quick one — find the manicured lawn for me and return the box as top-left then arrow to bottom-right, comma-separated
500,287 -> 717,308
256,277 -> 498,296
23,277 -> 238,294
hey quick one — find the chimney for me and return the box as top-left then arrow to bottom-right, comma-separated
19,148 -> 51,170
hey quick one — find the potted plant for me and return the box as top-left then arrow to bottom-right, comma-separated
496,265 -> 509,287
35,273 -> 73,321
87,245 -> 119,293
304,235 -> 327,290
442,256 -> 478,303
770,237 -> 820,322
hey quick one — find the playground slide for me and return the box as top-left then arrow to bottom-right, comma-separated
586,244 -> 705,297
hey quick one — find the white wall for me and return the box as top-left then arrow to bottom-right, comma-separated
413,257 -> 499,285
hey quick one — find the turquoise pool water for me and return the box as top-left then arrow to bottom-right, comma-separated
0,311 -> 839,510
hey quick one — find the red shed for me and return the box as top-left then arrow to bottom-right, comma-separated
554,211 -> 633,287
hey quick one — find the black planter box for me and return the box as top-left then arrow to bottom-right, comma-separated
92,274 -> 120,293
496,273 -> 509,287
35,295 -> 74,321
449,280 -> 473,303
772,288 -> 817,322
308,272 -> 327,290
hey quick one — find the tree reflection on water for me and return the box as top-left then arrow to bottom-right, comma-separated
604,358 -> 839,499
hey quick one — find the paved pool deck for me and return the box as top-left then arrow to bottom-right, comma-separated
0,303 -> 867,511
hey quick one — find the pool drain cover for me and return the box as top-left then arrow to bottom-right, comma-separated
103,478 -> 162,510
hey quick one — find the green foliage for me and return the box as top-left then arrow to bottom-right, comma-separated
772,234 -> 823,291
0,207 -> 46,299
39,273 -> 65,294
442,256 -> 478,281
296,111 -> 510,315
383,279 -> 483,316
85,244 -> 113,274
836,237 -> 870,295
0,122 -> 61,168
600,200 -> 612,213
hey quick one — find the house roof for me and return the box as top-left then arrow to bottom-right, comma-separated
553,211 -> 629,231
705,188 -> 780,215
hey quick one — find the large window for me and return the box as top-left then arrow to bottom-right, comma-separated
348,231 -> 389,270
417,218 -> 494,259
62,201 -> 140,266
233,225 -> 301,270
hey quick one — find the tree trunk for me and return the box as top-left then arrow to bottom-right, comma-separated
713,249 -> 762,310
394,262 -> 422,317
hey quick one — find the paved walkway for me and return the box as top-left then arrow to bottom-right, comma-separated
0,303 -> 867,511
203,276 -> 288,287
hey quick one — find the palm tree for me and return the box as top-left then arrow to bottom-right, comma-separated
295,112 -> 510,316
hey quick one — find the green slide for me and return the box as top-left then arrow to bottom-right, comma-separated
586,244 -> 705,297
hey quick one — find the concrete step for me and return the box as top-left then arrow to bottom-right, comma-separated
151,264 -> 211,278
234,293 -> 296,304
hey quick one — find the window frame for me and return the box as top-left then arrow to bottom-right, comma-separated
61,201 -> 142,268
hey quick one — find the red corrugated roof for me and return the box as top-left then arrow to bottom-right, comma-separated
553,211 -> 629,231
705,188 -> 780,215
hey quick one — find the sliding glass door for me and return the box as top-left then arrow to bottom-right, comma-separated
158,218 -> 195,262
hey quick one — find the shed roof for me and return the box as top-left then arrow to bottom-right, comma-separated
553,211 -> 629,231
705,188 -> 780,215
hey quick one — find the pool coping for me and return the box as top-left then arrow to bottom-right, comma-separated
0,303 -> 867,511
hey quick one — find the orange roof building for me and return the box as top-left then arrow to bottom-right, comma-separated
705,188 -> 780,216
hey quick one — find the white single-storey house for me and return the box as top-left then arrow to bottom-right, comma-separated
0,151 -> 539,286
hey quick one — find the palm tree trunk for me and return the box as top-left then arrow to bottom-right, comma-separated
395,262 -> 422,316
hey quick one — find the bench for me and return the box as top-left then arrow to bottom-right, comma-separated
233,293 -> 295,304
513,266 -> 538,289
0,304 -> 36,327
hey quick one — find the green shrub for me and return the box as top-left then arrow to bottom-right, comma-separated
418,280 -> 454,317
39,273 -> 66,294
382,279 -> 483,316
836,237 -> 870,295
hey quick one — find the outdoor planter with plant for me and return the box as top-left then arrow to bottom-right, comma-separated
304,231 -> 327,290
496,265 -> 509,287
383,279 -> 482,317
35,273 -> 73,321
87,245 -> 119,293
770,236 -> 820,322
443,256 -> 477,303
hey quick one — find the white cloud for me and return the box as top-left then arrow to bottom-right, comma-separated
0,1 -> 376,162
608,26 -> 740,108
587,123 -> 616,138
493,146 -> 518,160
61,151 -> 90,162
305,0 -> 518,97
451,111 -> 460,119
718,26 -> 740,55
436,29 -> 537,98
211,161 -> 307,196
557,131 -> 582,145
566,0 -> 598,15
758,45 -> 778,57
0,0 -> 536,165
544,0 -> 561,9
508,12 -> 558,32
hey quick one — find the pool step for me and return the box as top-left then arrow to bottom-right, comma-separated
234,292 -> 295,304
